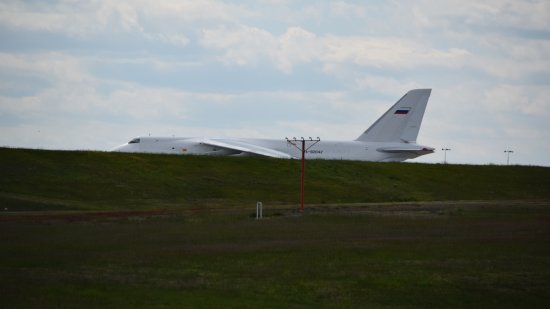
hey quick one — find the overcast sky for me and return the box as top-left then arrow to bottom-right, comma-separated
1,0 -> 549,166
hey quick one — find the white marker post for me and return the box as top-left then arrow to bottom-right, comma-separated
256,201 -> 263,220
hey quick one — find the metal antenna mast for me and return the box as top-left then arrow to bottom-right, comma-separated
286,137 -> 321,213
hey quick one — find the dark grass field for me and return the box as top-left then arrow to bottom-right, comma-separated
1,201 -> 549,308
1,148 -> 550,307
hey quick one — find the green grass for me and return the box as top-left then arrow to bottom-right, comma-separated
1,202 -> 549,308
2,148 -> 550,307
1,147 -> 550,211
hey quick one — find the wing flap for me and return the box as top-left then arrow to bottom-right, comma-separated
201,139 -> 294,159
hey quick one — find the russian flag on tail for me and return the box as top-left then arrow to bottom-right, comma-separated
394,107 -> 410,115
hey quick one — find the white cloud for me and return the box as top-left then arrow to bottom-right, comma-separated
0,0 -> 255,47
322,36 -> 471,69
1,1 -> 550,166
0,52 -> 93,83
276,27 -> 319,73
483,84 -> 550,117
201,26 -> 471,73
355,76 -> 422,97
397,1 -> 550,81
201,26 -> 325,73
330,1 -> 367,18
0,1 -> 145,37
471,37 -> 550,80
201,26 -> 278,66
409,0 -> 550,32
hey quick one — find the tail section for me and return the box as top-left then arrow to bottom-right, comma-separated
356,89 -> 431,143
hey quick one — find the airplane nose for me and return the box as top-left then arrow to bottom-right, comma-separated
111,144 -> 129,152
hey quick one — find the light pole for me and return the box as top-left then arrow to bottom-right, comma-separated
504,150 -> 514,165
442,148 -> 451,164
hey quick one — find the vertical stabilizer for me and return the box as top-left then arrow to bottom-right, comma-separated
356,89 -> 431,143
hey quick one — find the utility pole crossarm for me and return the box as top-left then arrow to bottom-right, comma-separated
285,137 -> 321,153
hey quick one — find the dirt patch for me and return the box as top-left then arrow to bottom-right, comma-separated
0,209 -> 183,223
1,200 -> 548,223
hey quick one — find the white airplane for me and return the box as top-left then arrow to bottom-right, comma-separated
112,89 -> 434,162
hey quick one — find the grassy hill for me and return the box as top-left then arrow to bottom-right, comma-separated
1,147 -> 549,211
2,147 -> 550,308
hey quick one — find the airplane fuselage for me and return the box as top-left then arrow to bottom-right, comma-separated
112,89 -> 435,162
114,137 -> 434,162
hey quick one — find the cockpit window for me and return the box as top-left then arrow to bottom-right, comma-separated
129,138 -> 140,144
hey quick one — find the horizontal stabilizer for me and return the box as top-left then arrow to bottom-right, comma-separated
376,146 -> 435,155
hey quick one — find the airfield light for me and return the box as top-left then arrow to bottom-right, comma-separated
441,148 -> 451,164
504,150 -> 514,165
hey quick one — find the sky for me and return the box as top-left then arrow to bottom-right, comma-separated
1,0 -> 549,166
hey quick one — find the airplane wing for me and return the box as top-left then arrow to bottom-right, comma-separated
201,139 -> 294,159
